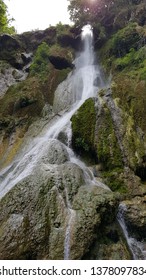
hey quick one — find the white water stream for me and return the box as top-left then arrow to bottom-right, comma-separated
0,25 -> 100,199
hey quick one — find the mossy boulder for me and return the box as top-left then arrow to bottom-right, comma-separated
71,97 -> 123,169
48,44 -> 74,70
71,86 -> 146,194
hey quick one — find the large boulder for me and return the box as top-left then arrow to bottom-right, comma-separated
0,135 -> 121,260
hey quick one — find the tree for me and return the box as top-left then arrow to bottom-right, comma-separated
67,0 -> 143,28
0,0 -> 15,34
67,0 -> 115,26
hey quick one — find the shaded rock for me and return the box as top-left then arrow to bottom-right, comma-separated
41,104 -> 52,118
49,55 -> 73,70
0,34 -> 20,53
70,185 -> 119,259
122,196 -> 146,239
21,52 -> 33,64
57,33 -> 81,50
0,61 -> 28,98
83,221 -> 131,260
13,96 -> 37,113
16,27 -> 57,52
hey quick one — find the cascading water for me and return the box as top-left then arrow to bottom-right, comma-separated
0,24 -> 102,198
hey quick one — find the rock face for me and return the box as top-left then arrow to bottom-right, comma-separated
0,62 -> 27,98
0,137 -> 121,260
53,72 -> 74,113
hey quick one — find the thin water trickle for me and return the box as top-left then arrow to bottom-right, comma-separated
117,203 -> 146,260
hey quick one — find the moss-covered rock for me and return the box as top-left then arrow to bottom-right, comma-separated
71,98 -> 96,160
0,69 -> 67,167
70,185 -> 120,259
71,96 -> 124,179
95,102 -> 123,170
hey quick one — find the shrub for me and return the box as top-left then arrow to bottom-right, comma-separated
30,42 -> 50,80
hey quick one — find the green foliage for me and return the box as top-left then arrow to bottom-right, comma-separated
113,46 -> 146,80
100,22 -> 146,80
30,42 -> 50,80
68,0 -> 116,26
105,23 -> 141,58
56,22 -> 70,36
0,0 -> 15,34
67,0 -> 143,29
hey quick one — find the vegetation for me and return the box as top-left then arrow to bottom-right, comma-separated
71,98 -> 96,159
67,0 -> 145,29
30,42 -> 51,80
0,0 -> 15,34
68,0 -> 116,26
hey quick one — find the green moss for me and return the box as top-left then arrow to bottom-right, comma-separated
0,77 -> 44,118
96,105 -> 123,170
71,98 -> 96,159
111,76 -> 146,171
103,169 -> 127,193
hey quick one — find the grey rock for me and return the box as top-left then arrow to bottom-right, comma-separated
53,72 -> 75,114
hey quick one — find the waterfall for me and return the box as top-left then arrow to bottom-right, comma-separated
0,24 -> 101,200
0,24 -> 145,261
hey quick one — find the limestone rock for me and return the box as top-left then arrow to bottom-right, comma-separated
53,72 -> 74,113
0,136 -> 120,260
